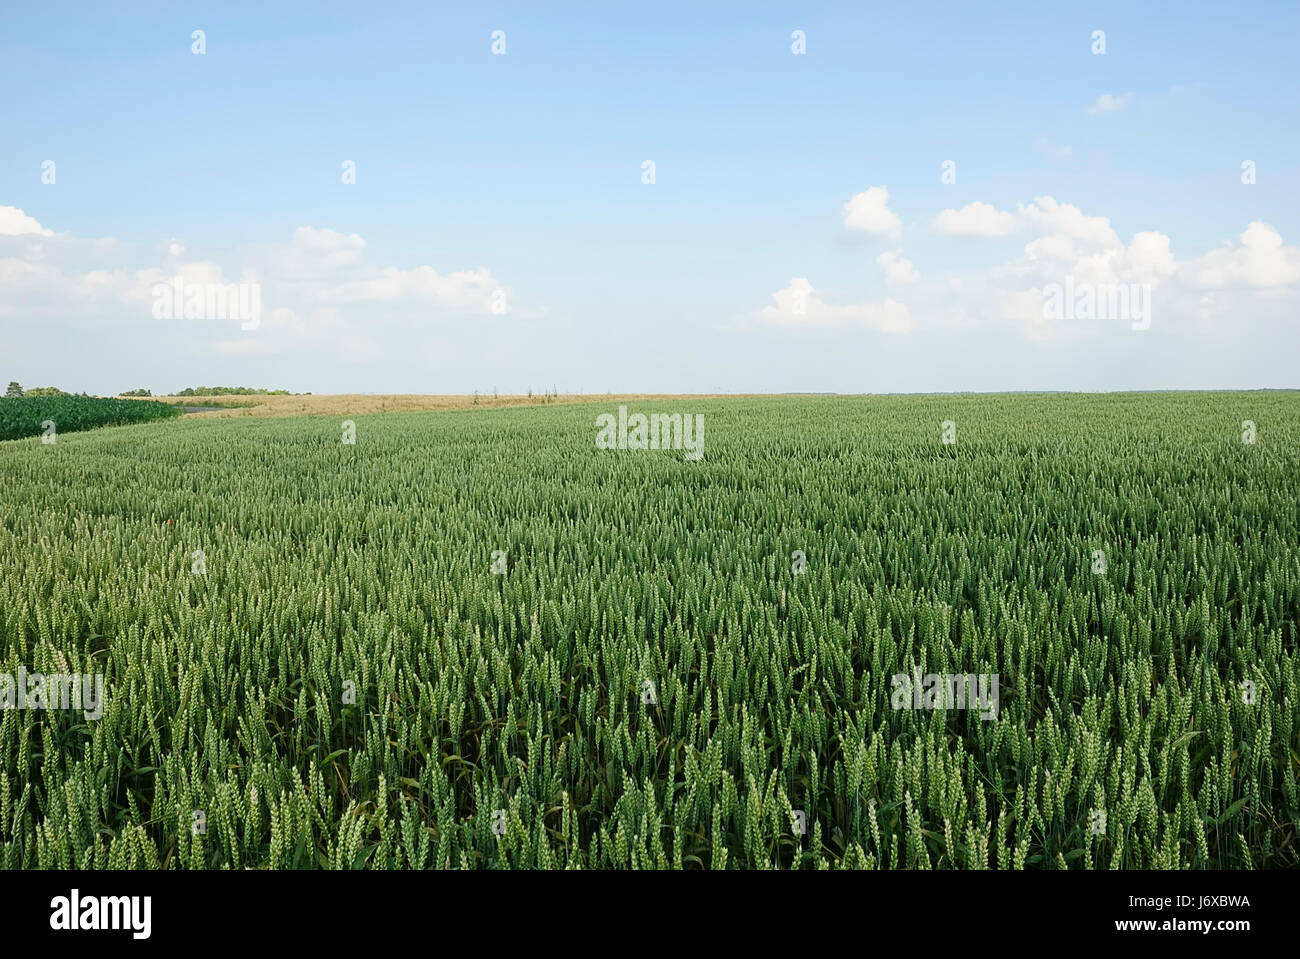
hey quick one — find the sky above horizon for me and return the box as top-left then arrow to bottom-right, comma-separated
2,1 -> 1298,395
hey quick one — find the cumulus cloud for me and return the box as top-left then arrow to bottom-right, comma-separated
933,201 -> 1020,237
1190,222 -> 1300,290
877,250 -> 920,285
1086,93 -> 1134,115
842,187 -> 902,238
998,288 -> 1048,323
740,193 -> 1296,346
0,213 -> 512,350
247,226 -> 369,283
0,206 -> 52,237
319,266 -> 500,311
756,277 -> 911,332
1063,230 -> 1177,288
932,196 -> 1117,249
987,203 -> 1176,331
960,195 -> 1299,338
1020,197 -> 1120,249
291,226 -> 366,263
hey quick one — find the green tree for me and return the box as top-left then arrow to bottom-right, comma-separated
4,382 -> 23,397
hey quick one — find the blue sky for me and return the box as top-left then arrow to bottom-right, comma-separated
2,1 -> 1298,394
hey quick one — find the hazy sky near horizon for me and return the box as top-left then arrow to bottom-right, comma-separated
2,1 -> 1298,395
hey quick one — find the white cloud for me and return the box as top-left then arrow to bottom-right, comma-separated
249,226 -> 368,282
247,226 -> 502,315
931,196 -> 1118,248
1058,230 -> 1177,289
1190,222 -> 1300,290
0,206 -> 53,237
963,197 -> 1299,340
988,209 -> 1177,333
1086,93 -> 1134,115
1123,231 -> 1178,280
842,187 -> 902,238
998,288 -> 1051,337
744,195 -> 1296,348
933,201 -> 1020,237
1019,197 -> 1120,249
0,258 -> 41,286
756,277 -> 911,332
293,226 -> 366,259
0,215 -> 513,356
319,265 -> 500,311
877,250 -> 920,285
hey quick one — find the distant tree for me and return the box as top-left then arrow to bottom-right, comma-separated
26,386 -> 67,397
119,388 -> 152,397
173,386 -> 297,397
5,382 -> 23,397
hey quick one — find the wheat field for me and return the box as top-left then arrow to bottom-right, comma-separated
0,393 -> 1296,869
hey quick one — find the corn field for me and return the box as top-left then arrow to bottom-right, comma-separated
0,393 -> 1296,869
0,395 -> 181,442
